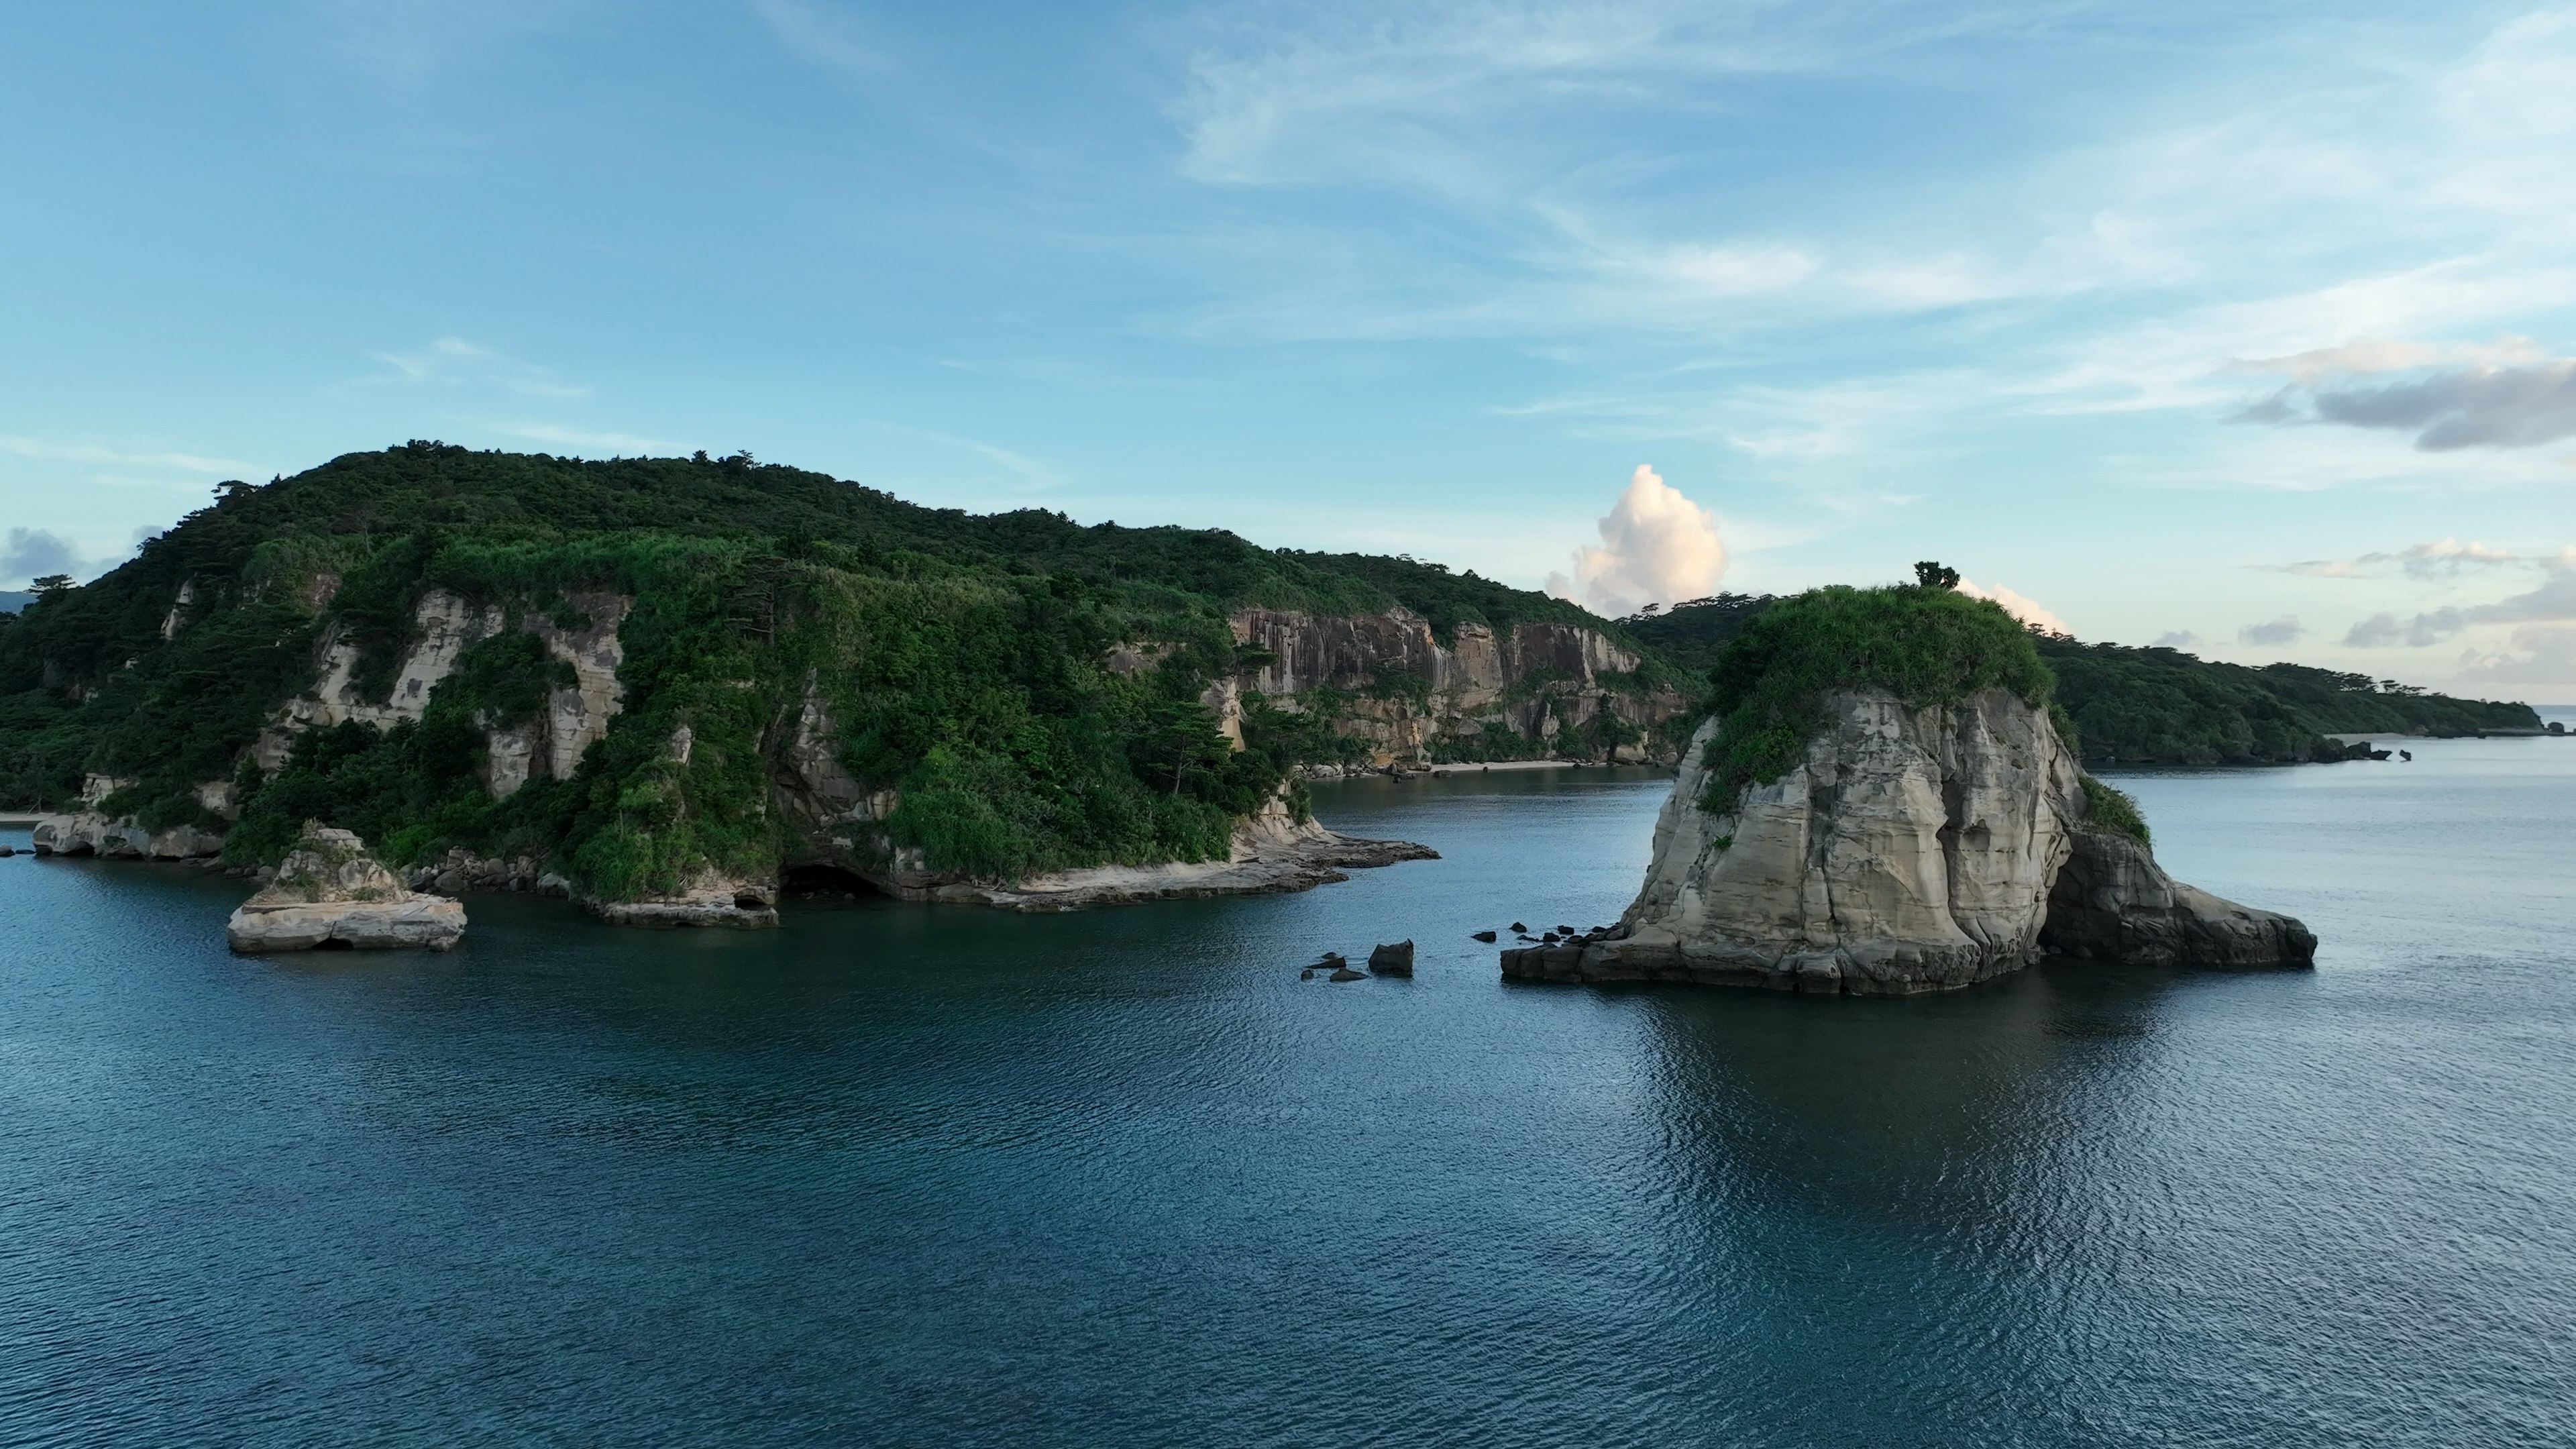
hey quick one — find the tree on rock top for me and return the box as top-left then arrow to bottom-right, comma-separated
1698,583 -> 2053,809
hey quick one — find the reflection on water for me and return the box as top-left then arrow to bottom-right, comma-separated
1,752 -> 2571,1446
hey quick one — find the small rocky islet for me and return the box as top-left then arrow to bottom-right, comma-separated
1498,582 -> 2316,996
224,822 -> 464,954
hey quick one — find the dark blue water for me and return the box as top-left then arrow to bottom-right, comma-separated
4,747 -> 2572,1446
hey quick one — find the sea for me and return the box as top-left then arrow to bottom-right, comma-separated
3,729 -> 2573,1446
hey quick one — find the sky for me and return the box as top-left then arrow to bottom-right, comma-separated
5,2 -> 2576,698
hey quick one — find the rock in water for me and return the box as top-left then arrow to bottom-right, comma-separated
1501,689 -> 2080,994
225,823 -> 465,953
1470,930 -> 1497,943
1328,967 -> 1366,983
2041,828 -> 2314,969
1502,686 -> 2314,994
1368,940 -> 1415,975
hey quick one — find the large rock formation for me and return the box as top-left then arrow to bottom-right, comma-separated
1504,687 -> 2313,994
1228,607 -> 1685,766
2041,828 -> 2315,968
225,824 -> 466,953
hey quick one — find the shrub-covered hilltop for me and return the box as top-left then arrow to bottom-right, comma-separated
1686,583 -> 2064,808
1629,590 -> 2540,767
0,444 -> 1693,904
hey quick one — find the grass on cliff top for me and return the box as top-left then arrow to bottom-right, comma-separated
1698,584 -> 2055,812
2078,775 -> 2151,845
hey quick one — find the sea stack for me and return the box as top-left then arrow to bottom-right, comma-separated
225,822 -> 466,953
1502,582 -> 2314,995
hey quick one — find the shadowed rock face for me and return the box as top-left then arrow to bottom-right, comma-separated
2041,829 -> 2316,969
225,824 -> 464,953
1504,686 -> 2316,995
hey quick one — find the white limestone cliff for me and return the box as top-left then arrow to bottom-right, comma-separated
1505,686 -> 2314,994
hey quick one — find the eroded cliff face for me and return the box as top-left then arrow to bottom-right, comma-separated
1227,607 -> 1683,765
1506,686 -> 2317,994
252,587 -> 630,795
1504,688 -> 2085,994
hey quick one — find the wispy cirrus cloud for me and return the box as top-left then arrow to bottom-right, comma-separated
370,336 -> 589,399
749,0 -> 887,74
0,435 -> 254,475
503,423 -> 680,453
2267,537 -> 2530,580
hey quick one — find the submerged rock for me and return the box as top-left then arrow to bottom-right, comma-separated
225,824 -> 464,953
2041,828 -> 2314,969
1328,967 -> 1366,983
1368,940 -> 1415,975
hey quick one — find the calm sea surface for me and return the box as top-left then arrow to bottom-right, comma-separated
4,737 -> 2573,1446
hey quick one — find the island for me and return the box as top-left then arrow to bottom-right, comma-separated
1504,581 -> 2316,994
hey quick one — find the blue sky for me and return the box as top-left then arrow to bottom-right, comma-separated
7,1 -> 2576,696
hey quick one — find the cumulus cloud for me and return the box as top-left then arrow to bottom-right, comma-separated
2235,338 -> 2576,450
2,528 -> 86,588
2271,537 -> 2528,579
1545,464 -> 1725,617
1957,578 -> 2072,637
2239,615 -> 2305,646
2342,547 -> 2576,646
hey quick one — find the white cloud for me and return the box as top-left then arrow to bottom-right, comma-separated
2455,623 -> 2576,687
371,337 -> 589,399
1544,463 -> 1725,616
0,435 -> 252,475
504,424 -> 680,453
1957,578 -> 2071,637
2271,537 -> 2530,579
2343,547 -> 2576,646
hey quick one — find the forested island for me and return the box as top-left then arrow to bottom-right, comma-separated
0,444 -> 2538,918
0,444 -> 1690,913
1623,592 -> 2538,765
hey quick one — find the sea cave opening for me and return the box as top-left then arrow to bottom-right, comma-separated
778,863 -> 885,906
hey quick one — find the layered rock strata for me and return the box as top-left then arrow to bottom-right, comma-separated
1505,688 -> 2314,995
225,824 -> 464,953
1227,607 -> 1685,767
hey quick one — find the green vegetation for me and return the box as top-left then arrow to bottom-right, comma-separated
1634,588 -> 2538,769
0,443 -> 1673,895
1696,584 -> 2053,808
1619,594 -> 1775,672
2038,637 -> 2538,764
2078,775 -> 2151,845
